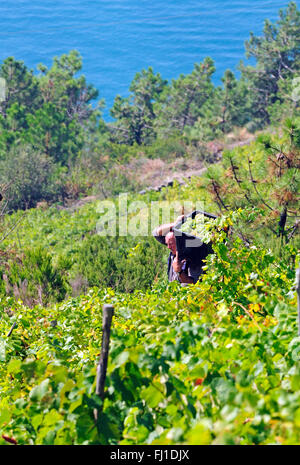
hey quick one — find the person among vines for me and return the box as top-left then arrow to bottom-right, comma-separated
152,215 -> 203,284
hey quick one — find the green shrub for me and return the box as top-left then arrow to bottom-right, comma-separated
74,234 -> 167,293
3,247 -> 68,306
0,145 -> 65,210
145,136 -> 187,160
96,167 -> 141,198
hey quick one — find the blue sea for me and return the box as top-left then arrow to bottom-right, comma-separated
0,0 -> 298,119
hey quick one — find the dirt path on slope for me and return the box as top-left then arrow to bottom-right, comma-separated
59,133 -> 257,210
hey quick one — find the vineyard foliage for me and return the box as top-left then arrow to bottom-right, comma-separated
0,2 -> 299,445
0,206 -> 299,445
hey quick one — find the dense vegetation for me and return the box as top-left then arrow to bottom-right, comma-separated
0,2 -> 299,446
0,212 -> 299,445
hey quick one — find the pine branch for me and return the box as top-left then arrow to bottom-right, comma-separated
211,181 -> 229,211
278,206 -> 287,237
287,220 -> 299,242
229,157 -> 254,206
247,156 -> 274,211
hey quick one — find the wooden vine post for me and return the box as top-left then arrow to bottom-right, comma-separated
94,304 -> 114,422
296,266 -> 300,337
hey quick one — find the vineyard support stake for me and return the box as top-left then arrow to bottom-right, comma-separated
94,304 -> 114,422
7,321 -> 17,337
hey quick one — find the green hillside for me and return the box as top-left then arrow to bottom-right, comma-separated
0,125 -> 299,444
0,215 -> 299,444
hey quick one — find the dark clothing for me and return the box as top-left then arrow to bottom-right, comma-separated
152,227 -> 203,283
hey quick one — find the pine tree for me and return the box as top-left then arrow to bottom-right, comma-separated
239,2 -> 300,128
110,67 -> 167,145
